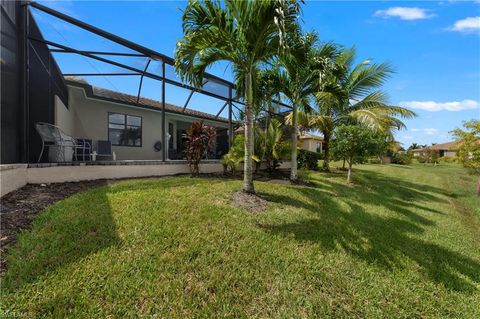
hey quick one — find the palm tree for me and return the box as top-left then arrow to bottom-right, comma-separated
175,0 -> 300,193
255,118 -> 289,172
309,47 -> 416,170
408,142 -> 420,150
271,32 -> 337,181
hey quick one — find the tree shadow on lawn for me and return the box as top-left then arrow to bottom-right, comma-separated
2,185 -> 120,292
1,177 -> 229,293
259,169 -> 480,293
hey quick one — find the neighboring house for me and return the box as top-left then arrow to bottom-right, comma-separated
57,78 -> 231,161
411,141 -> 459,158
299,134 -> 324,153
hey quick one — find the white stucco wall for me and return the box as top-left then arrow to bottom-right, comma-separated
59,86 -> 229,160
300,139 -> 322,153
54,95 -> 75,136
444,151 -> 457,158
27,162 -> 223,184
0,164 -> 28,197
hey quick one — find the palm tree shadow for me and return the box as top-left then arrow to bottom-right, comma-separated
2,185 -> 120,292
259,170 -> 480,292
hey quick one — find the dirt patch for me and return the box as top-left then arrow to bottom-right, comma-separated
0,180 -> 107,273
232,191 -> 268,213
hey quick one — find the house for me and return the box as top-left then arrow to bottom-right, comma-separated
411,141 -> 459,158
0,1 -> 291,196
58,78 -> 231,161
299,134 -> 324,153
0,1 -> 236,165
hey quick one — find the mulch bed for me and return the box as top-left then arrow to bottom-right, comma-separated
232,191 -> 268,213
0,180 -> 107,273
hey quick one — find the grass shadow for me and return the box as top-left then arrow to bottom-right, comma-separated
2,185 -> 120,292
259,168 -> 480,292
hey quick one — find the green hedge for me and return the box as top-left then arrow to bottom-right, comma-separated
298,149 -> 322,170
367,158 -> 382,164
437,156 -> 458,163
391,153 -> 412,165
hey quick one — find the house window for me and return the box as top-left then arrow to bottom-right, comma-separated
108,113 -> 142,147
316,142 -> 321,153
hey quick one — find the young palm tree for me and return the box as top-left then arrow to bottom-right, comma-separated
271,32 -> 337,181
309,47 -> 416,170
175,0 -> 300,193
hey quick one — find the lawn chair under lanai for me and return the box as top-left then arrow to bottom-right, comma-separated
35,122 -> 91,162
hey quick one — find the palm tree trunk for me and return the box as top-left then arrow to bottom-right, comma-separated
322,131 -> 331,171
243,71 -> 255,193
290,104 -> 298,181
263,109 -> 269,171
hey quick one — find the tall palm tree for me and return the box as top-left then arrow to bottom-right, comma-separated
175,0 -> 300,193
309,47 -> 416,170
271,32 -> 337,181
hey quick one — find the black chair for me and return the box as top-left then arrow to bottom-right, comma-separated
95,140 -> 116,160
76,139 -> 92,161
168,148 -> 178,160
35,122 -> 91,162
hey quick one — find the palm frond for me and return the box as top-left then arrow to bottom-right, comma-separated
308,114 -> 334,132
348,62 -> 394,98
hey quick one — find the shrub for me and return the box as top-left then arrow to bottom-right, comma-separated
221,135 -> 244,176
256,119 -> 290,172
367,158 -> 382,164
391,152 -> 412,165
298,149 -> 322,170
438,156 -> 458,163
184,121 -> 216,176
418,150 -> 439,165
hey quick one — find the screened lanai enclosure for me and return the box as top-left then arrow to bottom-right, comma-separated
0,1 -> 292,164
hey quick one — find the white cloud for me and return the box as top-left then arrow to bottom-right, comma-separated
374,7 -> 434,21
399,99 -> 479,112
446,17 -> 480,33
411,128 -> 439,135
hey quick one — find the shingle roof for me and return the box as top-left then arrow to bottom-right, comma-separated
415,141 -> 460,152
65,77 -> 230,123
428,141 -> 461,151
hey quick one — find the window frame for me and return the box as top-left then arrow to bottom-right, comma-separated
108,112 -> 143,147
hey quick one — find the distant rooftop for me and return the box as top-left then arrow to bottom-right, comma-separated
412,141 -> 460,152
300,134 -> 324,141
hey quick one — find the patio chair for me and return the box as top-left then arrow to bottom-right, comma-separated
93,140 -> 116,161
168,148 -> 178,160
35,122 -> 91,163
76,138 -> 93,161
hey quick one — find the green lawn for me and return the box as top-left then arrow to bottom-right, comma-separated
2,164 -> 479,318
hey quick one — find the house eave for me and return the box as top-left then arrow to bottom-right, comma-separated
66,80 -> 231,125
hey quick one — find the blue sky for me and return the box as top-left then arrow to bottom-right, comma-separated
35,0 -> 480,147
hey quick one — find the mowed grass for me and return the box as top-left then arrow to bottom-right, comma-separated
1,164 -> 479,318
